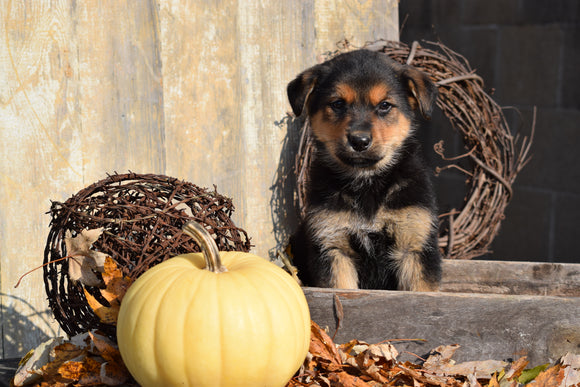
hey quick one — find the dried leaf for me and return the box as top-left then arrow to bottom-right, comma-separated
560,365 -> 580,386
13,337 -> 64,386
88,331 -> 124,365
518,363 -> 550,384
531,364 -> 565,387
100,361 -> 130,386
83,257 -> 132,324
65,228 -> 107,286
14,331 -> 133,387
365,342 -> 398,362
561,352 -> 580,369
328,371 -> 372,386
423,344 -> 507,379
309,321 -> 343,370
504,356 -> 529,380
41,342 -> 86,377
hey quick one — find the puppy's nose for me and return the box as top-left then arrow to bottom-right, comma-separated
347,132 -> 372,152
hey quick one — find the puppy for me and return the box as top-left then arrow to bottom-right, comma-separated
288,49 -> 441,291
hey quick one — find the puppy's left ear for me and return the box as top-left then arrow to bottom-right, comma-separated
400,66 -> 438,120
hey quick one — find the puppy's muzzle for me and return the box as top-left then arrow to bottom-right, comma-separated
347,132 -> 372,152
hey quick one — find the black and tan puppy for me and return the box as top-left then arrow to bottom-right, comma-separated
288,49 -> 441,291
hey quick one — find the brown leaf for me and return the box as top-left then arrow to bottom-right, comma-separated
309,321 -> 343,370
532,365 -> 565,387
423,344 -> 507,379
76,356 -> 103,386
65,228 -> 107,286
397,362 -> 463,387
504,356 -> 529,380
41,342 -> 85,377
100,361 -> 130,386
488,373 -> 501,387
328,371 -> 372,387
84,288 -> 119,324
58,359 -> 85,381
83,257 -> 132,324
88,331 -> 124,365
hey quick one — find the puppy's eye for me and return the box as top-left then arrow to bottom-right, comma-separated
329,99 -> 347,112
377,101 -> 393,115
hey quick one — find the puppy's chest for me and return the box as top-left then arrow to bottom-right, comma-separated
308,196 -> 434,254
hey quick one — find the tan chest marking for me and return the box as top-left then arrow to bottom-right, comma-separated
308,205 -> 436,290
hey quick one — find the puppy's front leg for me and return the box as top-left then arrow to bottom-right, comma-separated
382,206 -> 440,292
326,248 -> 359,289
308,210 -> 360,289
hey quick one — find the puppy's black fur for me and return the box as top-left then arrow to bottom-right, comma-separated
288,49 -> 441,291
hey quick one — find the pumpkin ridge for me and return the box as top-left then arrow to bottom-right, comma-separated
152,266 -> 192,384
181,265 -> 206,386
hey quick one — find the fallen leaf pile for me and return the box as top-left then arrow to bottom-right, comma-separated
13,331 -> 134,387
287,321 -> 580,387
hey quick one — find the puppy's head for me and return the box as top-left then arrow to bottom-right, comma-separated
288,49 -> 437,175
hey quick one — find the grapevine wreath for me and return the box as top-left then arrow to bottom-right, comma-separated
43,172 -> 251,338
294,40 -> 534,260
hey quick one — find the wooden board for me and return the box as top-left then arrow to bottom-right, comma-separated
0,0 -> 398,358
305,287 -> 580,367
441,259 -> 580,297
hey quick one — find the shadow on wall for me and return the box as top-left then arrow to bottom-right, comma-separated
1,293 -> 58,359
269,114 -> 305,263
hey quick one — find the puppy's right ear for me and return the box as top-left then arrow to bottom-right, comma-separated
287,68 -> 318,117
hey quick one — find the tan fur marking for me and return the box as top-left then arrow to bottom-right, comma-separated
373,110 -> 412,147
311,111 -> 349,143
335,83 -> 357,104
329,251 -> 359,289
308,209 -> 366,289
370,111 -> 412,171
368,84 -> 391,106
378,206 -> 437,291
307,206 -> 437,291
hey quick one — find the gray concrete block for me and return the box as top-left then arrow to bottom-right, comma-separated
485,186 -> 553,261
553,193 -> 580,263
461,0 -> 519,25
561,26 -> 580,110
514,108 -> 580,195
496,25 -> 564,106
519,0 -> 580,24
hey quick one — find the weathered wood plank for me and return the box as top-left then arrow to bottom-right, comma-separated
441,260 -> 580,297
305,287 -> 580,367
76,1 -> 166,178
0,0 -> 165,358
1,0 -> 83,357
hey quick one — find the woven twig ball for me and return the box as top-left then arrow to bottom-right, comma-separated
295,40 -> 533,260
43,172 -> 251,338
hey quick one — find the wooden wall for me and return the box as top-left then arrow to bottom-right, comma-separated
0,0 -> 398,358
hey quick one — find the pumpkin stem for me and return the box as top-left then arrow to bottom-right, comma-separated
182,222 -> 228,273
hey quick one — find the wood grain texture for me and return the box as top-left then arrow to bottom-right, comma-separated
0,0 -> 166,358
305,287 -> 580,367
441,259 -> 580,297
0,0 -> 398,358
